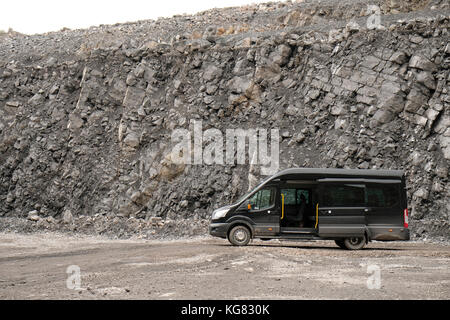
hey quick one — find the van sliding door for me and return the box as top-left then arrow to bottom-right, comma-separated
317,181 -> 366,237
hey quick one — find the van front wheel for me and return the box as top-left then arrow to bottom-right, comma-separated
343,235 -> 366,250
228,225 -> 251,246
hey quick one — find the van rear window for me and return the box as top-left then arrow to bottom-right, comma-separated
366,184 -> 400,207
322,184 -> 365,207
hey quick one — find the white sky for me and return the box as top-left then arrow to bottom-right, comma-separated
0,0 -> 282,35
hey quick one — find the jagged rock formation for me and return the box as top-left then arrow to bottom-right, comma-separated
0,0 -> 449,239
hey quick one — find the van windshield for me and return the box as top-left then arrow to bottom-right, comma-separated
234,175 -> 274,205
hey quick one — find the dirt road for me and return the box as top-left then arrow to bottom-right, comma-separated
0,232 -> 449,300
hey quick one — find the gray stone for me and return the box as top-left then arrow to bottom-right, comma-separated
410,36 -> 423,44
439,136 -> 450,160
254,66 -> 280,83
361,55 -> 381,69
62,209 -> 73,224
284,105 -> 299,116
377,93 -> 405,114
356,94 -> 376,105
180,200 -> 189,208
416,71 -> 436,90
328,29 -> 345,43
67,114 -> 84,130
445,43 -> 450,54
46,57 -> 57,66
126,73 -> 137,86
373,109 -> 395,124
433,115 -> 450,134
341,79 -> 359,92
330,105 -> 345,115
123,86 -> 145,108
123,132 -> 140,148
228,76 -> 254,97
203,96 -> 215,105
294,133 -> 306,144
28,214 -> 40,222
409,55 -> 437,72
345,21 -> 360,33
334,118 -> 347,130
413,188 -> 429,200
381,81 -> 403,95
143,67 -> 157,83
270,44 -> 292,66
404,89 -> 429,113
389,51 -> 408,64
6,101 -> 20,107
206,84 -> 218,95
109,80 -> 127,103
425,108 -> 440,122
203,65 -> 222,82
27,210 -> 39,216
436,165 -> 448,178
149,217 -> 163,225
413,114 -> 428,127
306,89 -> 320,100
28,93 -> 45,106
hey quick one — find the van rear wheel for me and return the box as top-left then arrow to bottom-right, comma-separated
228,225 -> 251,246
343,235 -> 366,250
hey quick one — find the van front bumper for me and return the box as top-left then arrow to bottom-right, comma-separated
209,222 -> 229,238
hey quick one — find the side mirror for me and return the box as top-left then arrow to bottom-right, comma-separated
239,201 -> 251,211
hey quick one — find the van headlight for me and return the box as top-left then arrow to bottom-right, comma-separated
212,208 -> 229,220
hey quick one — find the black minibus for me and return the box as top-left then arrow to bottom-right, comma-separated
209,168 -> 410,250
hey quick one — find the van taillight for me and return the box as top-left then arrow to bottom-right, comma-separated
404,209 -> 409,228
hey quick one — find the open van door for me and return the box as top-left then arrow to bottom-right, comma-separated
316,179 -> 367,238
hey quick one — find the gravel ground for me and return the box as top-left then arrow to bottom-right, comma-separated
0,232 -> 448,300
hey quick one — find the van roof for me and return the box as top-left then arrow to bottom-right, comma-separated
271,168 -> 404,179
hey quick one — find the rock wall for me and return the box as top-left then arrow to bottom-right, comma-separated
0,0 -> 449,239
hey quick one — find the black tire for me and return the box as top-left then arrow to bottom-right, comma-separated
228,225 -> 251,246
343,235 -> 366,250
335,240 -> 346,249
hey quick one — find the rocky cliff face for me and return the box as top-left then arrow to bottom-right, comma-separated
0,0 -> 449,239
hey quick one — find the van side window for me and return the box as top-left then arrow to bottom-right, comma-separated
366,184 -> 399,207
281,189 -> 296,205
322,184 -> 365,207
297,190 -> 310,204
248,188 -> 275,210
281,189 -> 310,205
